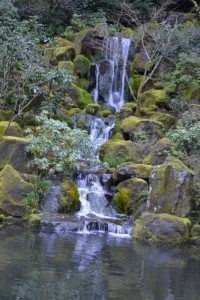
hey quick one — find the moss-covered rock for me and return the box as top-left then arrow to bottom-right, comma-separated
73,54 -> 91,78
0,121 -> 23,138
67,108 -> 82,116
74,29 -> 93,56
148,158 -> 194,217
0,136 -> 31,173
141,89 -> 166,107
58,61 -> 75,76
0,165 -> 33,217
76,78 -> 89,90
99,140 -> 137,168
58,180 -> 80,213
55,46 -> 76,61
119,107 -> 133,119
113,163 -> 153,184
190,224 -> 200,237
98,110 -> 112,118
121,116 -> 163,143
146,112 -> 175,131
133,212 -> 191,243
68,85 -> 93,109
131,52 -> 151,74
86,104 -> 100,115
53,37 -> 74,48
143,137 -> 173,165
114,178 -> 148,215
180,85 -> 200,103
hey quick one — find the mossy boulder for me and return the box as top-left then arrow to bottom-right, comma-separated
131,52 -> 151,74
73,55 -> 91,78
68,85 -> 93,109
141,89 -> 166,108
113,163 -> 153,184
143,137 -> 173,165
67,108 -> 82,117
76,78 -> 89,90
58,61 -> 75,76
74,29 -> 93,56
146,112 -> 175,131
55,46 -> 76,61
0,165 -> 33,217
121,116 -> 163,143
0,136 -> 31,173
99,140 -> 137,168
133,213 -> 191,243
98,110 -> 112,118
58,180 -> 80,213
114,178 -> 148,215
86,104 -> 100,115
53,37 -> 74,48
148,158 -> 194,217
190,224 -> 200,237
119,107 -> 133,119
0,122 -> 23,138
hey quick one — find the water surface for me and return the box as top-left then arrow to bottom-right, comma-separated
0,225 -> 200,300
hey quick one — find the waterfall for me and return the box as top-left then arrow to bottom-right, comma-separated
92,37 -> 131,112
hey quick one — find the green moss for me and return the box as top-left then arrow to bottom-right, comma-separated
122,102 -> 137,111
98,110 -> 112,118
73,54 -> 91,77
114,188 -> 132,215
77,117 -> 86,130
67,108 -> 82,116
58,61 -> 75,76
142,89 -> 166,107
111,133 -> 124,141
121,116 -> 163,136
130,75 -> 143,94
76,79 -> 89,90
0,121 -> 23,138
73,85 -> 93,109
86,104 -> 100,115
131,53 -> 151,74
59,180 -> 80,213
99,141 -> 130,168
0,110 -> 12,121
114,178 -> 148,215
147,112 -> 175,130
55,46 -> 76,61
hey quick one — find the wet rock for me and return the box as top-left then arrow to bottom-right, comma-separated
133,212 -> 191,243
148,158 -> 194,217
58,180 -> 81,213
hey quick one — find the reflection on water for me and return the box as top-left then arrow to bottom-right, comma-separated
0,225 -> 200,300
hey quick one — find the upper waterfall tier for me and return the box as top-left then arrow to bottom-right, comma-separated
92,37 -> 131,112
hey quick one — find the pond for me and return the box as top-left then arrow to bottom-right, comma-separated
0,225 -> 200,300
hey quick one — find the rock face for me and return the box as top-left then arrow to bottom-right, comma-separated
113,163 -> 152,184
148,158 -> 194,217
0,165 -> 33,217
58,180 -> 81,213
114,178 -> 148,215
0,137 -> 31,173
133,213 -> 191,243
143,137 -> 173,165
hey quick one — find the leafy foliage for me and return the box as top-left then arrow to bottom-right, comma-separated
24,176 -> 51,209
25,111 -> 100,174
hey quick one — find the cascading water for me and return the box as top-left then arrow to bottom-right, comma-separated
93,37 -> 131,112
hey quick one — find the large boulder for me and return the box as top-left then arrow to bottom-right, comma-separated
0,136 -> 31,173
58,180 -> 80,213
121,116 -> 163,143
148,158 -> 194,217
114,178 -> 148,215
68,85 -> 93,109
113,163 -> 152,184
0,165 -> 33,217
133,212 -> 191,243
143,137 -> 173,165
